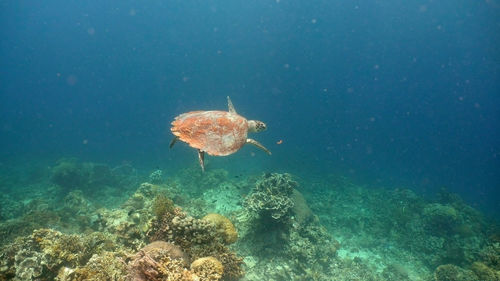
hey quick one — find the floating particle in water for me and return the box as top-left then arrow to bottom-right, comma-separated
67,75 -> 78,86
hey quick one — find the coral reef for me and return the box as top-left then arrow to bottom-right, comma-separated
434,264 -> 478,281
149,170 -> 163,184
470,261 -> 500,281
126,242 -> 227,281
423,203 -> 460,235
57,251 -> 128,281
0,228 -> 126,281
191,257 -> 224,281
50,159 -> 89,191
244,173 -> 297,221
2,159 -> 500,281
127,241 -> 192,281
152,193 -> 175,218
0,194 -> 23,220
0,179 -> 244,281
202,213 -> 238,244
237,173 -> 338,280
148,206 -> 244,280
50,158 -> 137,199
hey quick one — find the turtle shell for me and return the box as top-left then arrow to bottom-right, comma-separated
171,110 -> 248,156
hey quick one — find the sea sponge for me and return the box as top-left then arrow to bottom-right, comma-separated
202,213 -> 238,244
191,256 -> 224,281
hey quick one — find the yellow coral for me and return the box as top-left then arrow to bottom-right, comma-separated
191,256 -> 224,281
202,213 -> 238,244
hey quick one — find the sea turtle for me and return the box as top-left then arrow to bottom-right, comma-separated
170,96 -> 271,171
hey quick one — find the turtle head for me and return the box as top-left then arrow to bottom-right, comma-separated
248,120 -> 267,133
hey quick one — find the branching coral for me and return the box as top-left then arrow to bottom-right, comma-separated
245,173 -> 297,220
149,205 -> 217,248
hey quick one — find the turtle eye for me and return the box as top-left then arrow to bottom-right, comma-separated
257,122 -> 266,131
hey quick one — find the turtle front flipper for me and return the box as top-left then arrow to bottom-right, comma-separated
198,150 -> 206,172
246,139 -> 272,155
169,136 -> 179,149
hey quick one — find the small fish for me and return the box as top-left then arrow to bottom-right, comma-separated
276,140 -> 283,144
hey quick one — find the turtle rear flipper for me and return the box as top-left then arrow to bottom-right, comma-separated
246,138 -> 272,155
198,150 -> 206,172
169,136 -> 179,148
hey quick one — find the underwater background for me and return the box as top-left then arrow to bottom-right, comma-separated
1,0 -> 499,281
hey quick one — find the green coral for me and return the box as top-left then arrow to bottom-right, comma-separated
434,264 -> 478,281
152,193 -> 175,218
51,159 -> 89,191
470,261 -> 500,281
423,203 -> 460,235
50,159 -> 121,194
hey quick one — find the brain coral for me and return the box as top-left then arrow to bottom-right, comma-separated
141,241 -> 189,266
191,256 -> 224,281
202,214 -> 238,244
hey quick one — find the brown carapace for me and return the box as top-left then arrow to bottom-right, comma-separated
170,96 -> 271,171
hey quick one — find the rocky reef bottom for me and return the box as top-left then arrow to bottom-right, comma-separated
0,159 -> 498,281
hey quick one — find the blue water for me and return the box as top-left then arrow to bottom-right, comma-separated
1,1 -> 499,215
